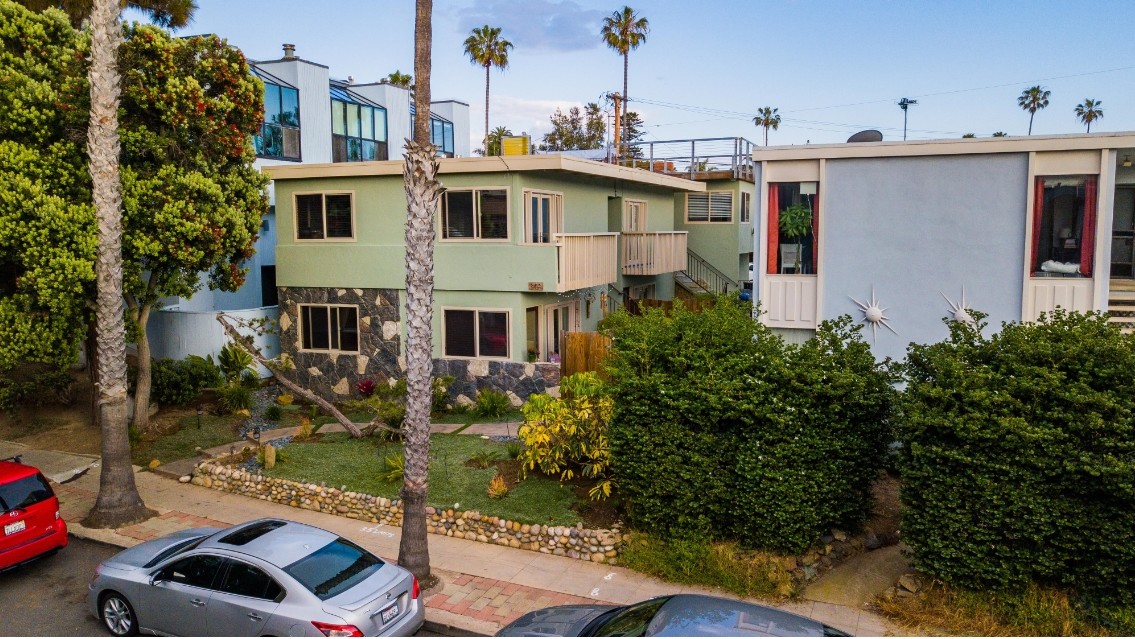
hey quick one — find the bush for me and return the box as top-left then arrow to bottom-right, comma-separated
474,389 -> 511,419
240,369 -> 260,389
218,341 -> 254,383
519,372 -> 614,499
506,441 -> 523,460
900,310 -> 1135,607
217,382 -> 252,413
432,375 -> 455,412
382,452 -> 405,482
263,404 -> 282,422
468,450 -> 501,469
605,299 -> 895,553
0,369 -> 74,414
356,377 -> 377,398
620,533 -> 796,600
487,474 -> 509,499
151,356 -> 222,407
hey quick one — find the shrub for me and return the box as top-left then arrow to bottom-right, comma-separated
468,450 -> 501,469
605,299 -> 895,553
217,382 -> 252,413
474,389 -> 511,419
218,341 -> 255,383
519,372 -> 614,499
151,356 -> 222,407
294,417 -> 313,441
240,369 -> 260,389
356,377 -> 377,398
432,375 -> 455,412
276,393 -> 294,406
487,474 -> 509,499
620,533 -> 796,600
505,441 -> 523,459
263,404 -> 282,422
900,310 -> 1135,607
0,369 -> 74,414
382,452 -> 405,482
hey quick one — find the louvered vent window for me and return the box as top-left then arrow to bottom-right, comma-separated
687,192 -> 733,222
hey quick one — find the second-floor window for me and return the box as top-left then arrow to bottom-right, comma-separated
331,99 -> 388,162
257,82 -> 301,160
524,191 -> 562,244
741,192 -> 752,223
295,193 -> 354,241
687,192 -> 733,223
624,200 -> 647,232
441,189 -> 508,240
431,116 -> 455,157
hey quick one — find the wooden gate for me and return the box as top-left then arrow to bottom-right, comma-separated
561,332 -> 612,377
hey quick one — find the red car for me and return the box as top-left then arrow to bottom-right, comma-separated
0,455 -> 68,571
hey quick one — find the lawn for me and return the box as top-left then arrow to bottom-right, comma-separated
260,432 -> 584,526
430,408 -> 523,426
131,414 -> 243,465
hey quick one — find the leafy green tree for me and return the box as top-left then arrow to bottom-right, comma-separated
601,5 -> 648,155
400,0 -> 444,582
462,25 -> 513,155
540,102 -> 605,151
1017,85 -> 1050,135
961,133 -> 976,138
753,106 -> 781,146
992,131 -> 1008,137
117,25 -> 268,429
1075,98 -> 1103,132
16,0 -> 196,28
622,110 -> 645,158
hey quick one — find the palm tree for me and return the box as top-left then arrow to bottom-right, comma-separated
398,0 -> 444,582
1075,98 -> 1104,133
387,70 -> 412,88
753,106 -> 781,146
463,25 -> 513,155
601,6 -> 648,155
992,131 -> 1008,137
486,125 -> 512,156
1017,86 -> 1050,135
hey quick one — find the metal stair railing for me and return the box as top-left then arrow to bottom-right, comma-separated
681,249 -> 739,295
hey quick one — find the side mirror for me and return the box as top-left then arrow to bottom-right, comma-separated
151,571 -> 167,586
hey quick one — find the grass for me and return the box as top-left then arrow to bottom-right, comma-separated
875,580 -> 1135,636
131,414 -> 242,465
260,432 -> 583,525
431,408 -> 523,425
619,532 -> 796,601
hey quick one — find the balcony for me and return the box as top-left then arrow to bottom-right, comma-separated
556,233 -> 618,292
622,232 -> 688,276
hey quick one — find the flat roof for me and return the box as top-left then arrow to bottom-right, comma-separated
752,131 -> 1135,161
263,154 -> 707,192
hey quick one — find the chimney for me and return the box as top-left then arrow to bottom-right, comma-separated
282,43 -> 295,59
347,76 -> 354,85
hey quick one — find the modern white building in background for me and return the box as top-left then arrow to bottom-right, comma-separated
147,43 -> 470,366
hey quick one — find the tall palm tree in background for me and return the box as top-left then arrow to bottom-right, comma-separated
81,0 -> 196,528
399,0 -> 444,582
601,6 -> 648,156
463,25 -> 512,155
1075,98 -> 1104,133
1017,85 -> 1050,135
753,106 -> 781,146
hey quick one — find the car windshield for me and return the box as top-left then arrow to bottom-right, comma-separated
0,472 -> 53,512
143,536 -> 208,568
284,538 -> 383,601
590,597 -> 671,637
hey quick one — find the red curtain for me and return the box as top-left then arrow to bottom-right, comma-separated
810,189 -> 819,274
766,185 -> 779,274
1080,177 -> 1098,277
1030,177 -> 1045,274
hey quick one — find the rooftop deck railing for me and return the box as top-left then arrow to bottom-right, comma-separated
614,137 -> 756,181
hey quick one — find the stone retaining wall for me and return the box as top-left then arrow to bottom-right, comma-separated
190,457 -> 878,579
191,459 -> 623,563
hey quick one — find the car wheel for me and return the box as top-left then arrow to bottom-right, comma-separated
100,592 -> 138,637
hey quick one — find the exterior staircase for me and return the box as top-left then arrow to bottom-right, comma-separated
1107,289 -> 1135,334
677,249 -> 739,298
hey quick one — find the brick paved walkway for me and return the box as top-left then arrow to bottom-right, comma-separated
427,574 -> 594,626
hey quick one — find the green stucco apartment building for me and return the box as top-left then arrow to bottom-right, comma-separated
264,155 -> 702,403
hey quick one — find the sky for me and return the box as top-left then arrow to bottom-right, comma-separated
132,0 -> 1135,150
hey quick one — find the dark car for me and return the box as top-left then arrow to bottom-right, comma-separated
497,594 -> 850,637
0,455 -> 68,572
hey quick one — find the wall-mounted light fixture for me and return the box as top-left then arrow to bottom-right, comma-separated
1123,155 -> 1133,168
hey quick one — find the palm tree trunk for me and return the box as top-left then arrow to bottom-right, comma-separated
764,127 -> 768,146
484,64 -> 490,155
622,52 -> 629,157
1028,112 -> 1034,135
83,0 -> 153,529
399,0 -> 439,583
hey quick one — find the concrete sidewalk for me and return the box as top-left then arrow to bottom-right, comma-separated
17,440 -> 904,636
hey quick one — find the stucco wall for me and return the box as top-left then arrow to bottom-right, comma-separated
819,154 -> 1029,361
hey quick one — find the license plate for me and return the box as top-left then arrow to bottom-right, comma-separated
4,520 -> 25,536
380,602 -> 399,625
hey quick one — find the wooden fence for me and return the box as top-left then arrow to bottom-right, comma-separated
624,297 -> 716,316
561,332 -> 612,377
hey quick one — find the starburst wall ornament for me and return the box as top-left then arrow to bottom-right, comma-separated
849,287 -> 897,341
941,288 -> 975,325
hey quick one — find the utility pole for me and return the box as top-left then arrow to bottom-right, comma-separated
898,98 -> 918,141
606,92 -> 622,164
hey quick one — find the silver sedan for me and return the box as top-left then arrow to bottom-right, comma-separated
87,518 -> 423,636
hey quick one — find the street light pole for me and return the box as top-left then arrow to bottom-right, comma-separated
898,98 -> 918,141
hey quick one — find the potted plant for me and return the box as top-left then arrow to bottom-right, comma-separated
779,203 -> 812,273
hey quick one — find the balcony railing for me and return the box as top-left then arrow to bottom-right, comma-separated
556,233 -> 618,292
622,232 -> 688,276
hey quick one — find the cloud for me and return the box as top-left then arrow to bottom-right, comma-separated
457,0 -> 605,53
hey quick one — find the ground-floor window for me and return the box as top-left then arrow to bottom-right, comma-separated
767,182 -> 817,274
300,304 -> 359,352
1032,175 -> 1098,277
625,283 -> 656,300
443,308 -> 509,358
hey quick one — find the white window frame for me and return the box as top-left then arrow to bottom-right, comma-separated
624,199 -> 648,232
293,192 -> 356,242
297,303 -> 360,353
627,283 -> 656,300
686,191 -> 734,223
441,307 -> 512,360
522,190 -> 563,244
741,191 -> 751,223
439,187 -> 511,242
